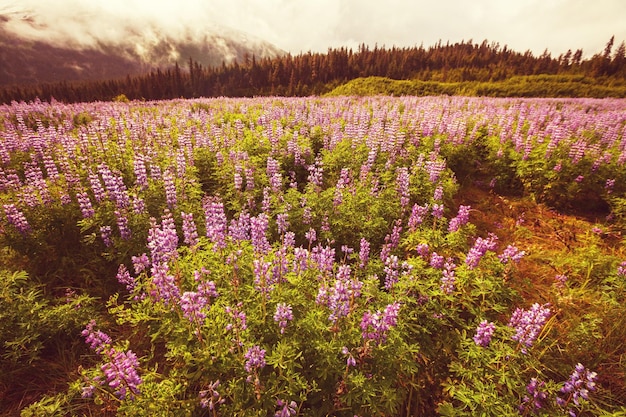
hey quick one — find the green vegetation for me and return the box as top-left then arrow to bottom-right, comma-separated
326,75 -> 626,98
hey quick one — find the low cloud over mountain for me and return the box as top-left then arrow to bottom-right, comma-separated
0,3 -> 284,85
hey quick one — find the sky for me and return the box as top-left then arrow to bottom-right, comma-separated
1,0 -> 625,59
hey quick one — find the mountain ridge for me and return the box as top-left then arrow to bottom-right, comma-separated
0,10 -> 285,86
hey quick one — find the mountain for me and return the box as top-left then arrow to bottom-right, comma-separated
0,10 -> 285,86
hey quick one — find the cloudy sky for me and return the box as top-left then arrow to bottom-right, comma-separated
1,0 -> 625,58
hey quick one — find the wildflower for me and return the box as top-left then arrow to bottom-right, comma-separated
199,380 -> 225,410
360,302 -> 401,345
101,348 -> 142,400
556,363 -> 598,416
82,320 -> 112,353
498,244 -> 526,264
181,211 -> 199,247
273,303 -> 294,334
244,345 -> 266,373
465,233 -> 498,269
448,205 -> 471,232
275,399 -> 298,417
508,303 -> 551,353
473,320 -> 496,347
3,203 -> 31,234
179,291 -> 208,323
519,378 -> 548,414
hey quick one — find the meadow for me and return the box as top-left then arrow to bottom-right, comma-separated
1,95 -> 626,416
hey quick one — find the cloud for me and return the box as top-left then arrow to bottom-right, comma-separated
1,0 -> 625,58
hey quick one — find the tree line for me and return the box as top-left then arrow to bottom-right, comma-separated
1,37 -> 625,103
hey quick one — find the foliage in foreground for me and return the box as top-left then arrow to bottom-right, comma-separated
1,95 -> 626,416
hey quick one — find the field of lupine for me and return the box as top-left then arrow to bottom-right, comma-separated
1,95 -> 626,416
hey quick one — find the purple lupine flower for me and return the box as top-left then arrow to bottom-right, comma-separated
116,264 -> 136,293
575,175 -> 584,183
88,170 -> 106,203
181,211 -> 199,247
416,243 -> 429,258
473,320 -> 496,347
3,203 -> 31,234
150,262 -> 180,305
147,211 -> 179,265
100,225 -> 113,247
519,378 -> 548,414
199,380 -> 225,410
179,291 -> 208,323
133,154 -> 148,189
76,191 -> 95,218
275,399 -> 298,417
341,346 -> 357,367
262,187 -> 272,212
432,203 -> 444,219
101,348 -> 142,400
203,196 -> 227,250
430,252 -> 445,269
82,320 -> 112,353
359,238 -> 370,268
273,303 -> 294,334
384,255 -> 400,290
396,167 -> 410,209
228,211 -> 251,242
250,213 -> 271,254
465,233 -> 498,269
244,345 -> 266,373
276,212 -> 290,235
234,170 -> 243,191
132,253 -> 150,275
225,303 -> 247,333
360,302 -> 401,345
448,205 -> 471,232
283,231 -> 296,248
556,363 -> 598,416
131,193 -> 145,214
115,209 -> 131,240
426,159 -> 446,182
305,228 -> 317,246
433,185 -> 444,201
245,167 -> 255,191
508,303 -> 551,353
554,274 -> 568,289
617,261 -> 626,277
498,245 -> 526,264
605,178 -> 615,193
440,259 -> 456,294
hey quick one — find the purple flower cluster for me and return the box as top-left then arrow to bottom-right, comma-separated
498,244 -> 526,264
440,259 -> 456,294
275,399 -> 298,417
408,203 -> 428,230
181,211 -> 199,247
473,320 -> 496,347
360,302 -> 401,345
316,266 -> 363,323
76,191 -> 95,218
3,203 -> 30,234
396,167 -> 410,209
465,233 -> 498,269
448,205 -> 471,232
82,319 -> 112,353
508,303 -> 551,353
358,238 -> 370,268
519,378 -> 548,414
617,261 -> 626,277
101,348 -> 142,400
116,264 -> 136,293
203,196 -> 227,250
273,303 -> 294,334
81,321 -> 142,400
244,345 -> 266,373
251,213 -> 271,254
179,291 -> 208,324
556,363 -> 598,416
199,380 -> 225,410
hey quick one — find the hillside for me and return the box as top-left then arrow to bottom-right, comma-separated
0,14 -> 284,86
